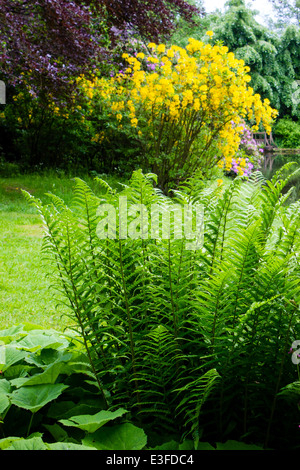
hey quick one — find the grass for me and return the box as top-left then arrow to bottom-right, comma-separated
0,170 -> 124,331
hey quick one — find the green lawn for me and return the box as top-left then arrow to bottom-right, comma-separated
0,171 -> 122,331
0,210 -> 67,330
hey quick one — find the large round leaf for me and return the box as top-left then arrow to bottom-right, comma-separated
4,436 -> 47,450
14,332 -> 68,352
0,346 -> 28,372
83,423 -> 147,450
0,379 -> 11,415
46,442 -> 97,450
10,383 -> 68,413
59,408 -> 127,433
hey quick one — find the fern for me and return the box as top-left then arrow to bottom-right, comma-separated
25,164 -> 300,448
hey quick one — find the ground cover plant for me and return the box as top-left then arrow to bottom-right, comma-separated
0,322 -> 264,450
273,117 -> 300,148
11,163 -> 300,450
0,323 -> 134,450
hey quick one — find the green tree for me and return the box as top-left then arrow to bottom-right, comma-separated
169,0 -> 219,48
276,25 -> 300,117
211,0 -> 299,119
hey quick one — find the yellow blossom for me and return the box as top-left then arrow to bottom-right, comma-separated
78,37 -> 277,181
193,98 -> 200,111
157,44 -> 166,53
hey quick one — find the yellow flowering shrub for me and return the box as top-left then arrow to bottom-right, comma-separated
76,34 -> 278,189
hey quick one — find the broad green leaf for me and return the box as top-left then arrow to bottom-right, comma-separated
151,440 -> 216,450
61,360 -> 93,376
216,440 -> 263,450
4,436 -> 47,450
43,423 -> 69,442
59,408 -> 127,433
0,325 -> 25,344
0,379 -> 11,393
0,437 -> 22,450
151,440 -> 179,450
46,442 -> 97,450
14,333 -> 68,352
0,346 -> 28,372
179,440 -> 216,450
178,440 -> 194,450
47,401 -> 102,419
47,400 -> 77,419
10,361 -> 65,388
0,379 -> 11,414
83,423 -> 147,450
10,383 -> 68,413
2,364 -> 29,379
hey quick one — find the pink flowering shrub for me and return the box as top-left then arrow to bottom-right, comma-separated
226,122 -> 265,177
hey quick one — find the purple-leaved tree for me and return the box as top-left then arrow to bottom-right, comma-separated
0,0 -> 203,100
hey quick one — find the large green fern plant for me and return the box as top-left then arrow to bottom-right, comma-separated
24,164 -> 300,449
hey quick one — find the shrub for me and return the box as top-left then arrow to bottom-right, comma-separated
221,121 -> 265,177
0,157 -> 20,177
274,117 -> 300,148
23,163 -> 300,449
0,88 -> 97,171
75,34 -> 277,191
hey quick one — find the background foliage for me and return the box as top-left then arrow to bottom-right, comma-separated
2,0 -> 300,175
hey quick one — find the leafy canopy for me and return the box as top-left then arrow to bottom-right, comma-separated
205,0 -> 300,118
0,0 -> 202,99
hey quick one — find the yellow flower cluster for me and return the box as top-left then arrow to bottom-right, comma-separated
75,34 -> 278,175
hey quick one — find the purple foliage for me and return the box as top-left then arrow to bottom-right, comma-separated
97,0 -> 202,43
0,0 -> 203,101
